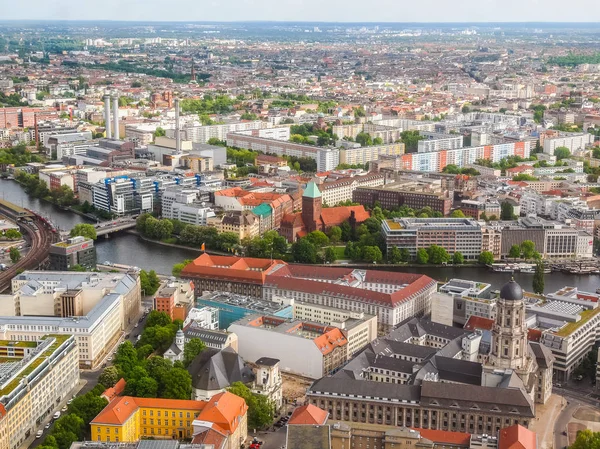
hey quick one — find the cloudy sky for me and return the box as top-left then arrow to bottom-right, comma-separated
2,0 -> 600,22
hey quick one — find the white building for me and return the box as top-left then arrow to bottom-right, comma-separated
183,306 -> 220,330
185,120 -> 271,144
543,133 -> 593,155
161,188 -> 216,226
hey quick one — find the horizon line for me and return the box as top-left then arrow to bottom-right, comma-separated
1,19 -> 600,24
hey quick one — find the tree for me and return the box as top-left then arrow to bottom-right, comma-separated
70,223 -> 97,240
136,213 -> 153,233
570,430 -> 600,449
399,248 -> 410,263
427,245 -> 450,264
521,240 -> 536,260
532,262 -> 545,294
228,381 -> 274,430
344,242 -> 362,261
509,245 -> 522,259
183,338 -> 206,367
355,132 -> 373,147
114,341 -> 139,377
9,247 -> 20,263
554,146 -> 571,160
291,239 -> 317,264
416,248 -> 429,264
134,376 -> 159,398
340,221 -> 352,241
139,270 -> 161,295
324,247 -> 336,263
98,366 -> 119,388
161,367 -> 192,399
172,259 -> 192,277
500,202 -> 515,221
478,251 -> 495,265
453,251 -> 464,264
4,229 -> 21,239
362,246 -> 383,263
327,226 -> 342,244
146,310 -> 172,328
450,210 -> 466,218
306,231 -> 329,248
388,247 -> 403,264
68,393 -> 109,424
54,413 -> 85,441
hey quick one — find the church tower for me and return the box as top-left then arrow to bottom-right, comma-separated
489,279 -> 529,371
302,181 -> 322,233
175,329 -> 185,352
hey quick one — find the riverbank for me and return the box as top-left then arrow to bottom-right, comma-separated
126,230 -> 232,256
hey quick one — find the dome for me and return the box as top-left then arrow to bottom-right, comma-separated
176,329 -> 184,336
500,279 -> 523,301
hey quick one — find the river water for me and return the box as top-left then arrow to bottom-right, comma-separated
2,179 -> 599,293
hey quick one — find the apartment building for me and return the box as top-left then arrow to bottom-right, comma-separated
182,254 -> 437,332
185,120 -> 269,143
418,132 -> 464,152
339,142 -> 405,166
39,169 -> 75,191
0,335 -> 79,449
208,210 -> 260,240
320,173 -> 384,206
161,188 -> 215,226
543,132 -> 593,155
229,315 -> 349,378
91,391 -> 248,449
353,182 -> 453,215
226,133 -> 340,171
292,301 -> 377,356
0,271 -> 140,368
382,218 -> 484,260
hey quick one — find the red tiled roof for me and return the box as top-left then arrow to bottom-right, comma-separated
464,316 -> 494,331
101,378 -> 127,402
528,328 -> 542,342
412,428 -> 470,446
196,391 -> 248,434
191,427 -> 227,447
313,327 -> 347,355
289,404 -> 329,425
320,205 -> 370,228
498,424 -> 537,449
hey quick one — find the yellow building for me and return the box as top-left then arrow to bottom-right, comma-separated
91,391 -> 248,446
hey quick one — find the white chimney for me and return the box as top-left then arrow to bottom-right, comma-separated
175,98 -> 181,154
112,96 -> 119,140
104,95 -> 112,139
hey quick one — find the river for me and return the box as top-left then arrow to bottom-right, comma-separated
2,179 -> 599,293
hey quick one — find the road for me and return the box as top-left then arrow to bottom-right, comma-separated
552,380 -> 599,449
0,217 -> 54,292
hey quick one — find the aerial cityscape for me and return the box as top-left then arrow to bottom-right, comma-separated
1,12 -> 600,449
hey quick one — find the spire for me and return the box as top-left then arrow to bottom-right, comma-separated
303,181 -> 322,199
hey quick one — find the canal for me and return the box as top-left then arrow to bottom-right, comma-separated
2,179 -> 599,292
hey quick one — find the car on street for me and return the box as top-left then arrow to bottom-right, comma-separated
36,430 -> 43,438
107,357 -> 113,362
44,423 -> 51,429
61,405 -> 68,412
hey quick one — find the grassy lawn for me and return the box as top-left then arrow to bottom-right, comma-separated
331,246 -> 347,260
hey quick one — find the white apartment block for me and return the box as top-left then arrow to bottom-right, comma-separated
339,142 -> 405,165
0,335 -> 79,449
543,133 -> 593,155
161,188 -> 215,226
185,120 -> 270,144
320,174 -> 385,206
417,132 -> 464,152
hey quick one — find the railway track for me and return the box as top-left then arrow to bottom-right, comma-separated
0,218 -> 55,293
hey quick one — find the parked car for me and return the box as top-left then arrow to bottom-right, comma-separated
36,430 -> 43,438
61,405 -> 68,412
53,411 -> 61,420
44,423 -> 51,429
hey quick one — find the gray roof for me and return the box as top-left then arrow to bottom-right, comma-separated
137,441 -> 180,449
432,356 -> 482,385
184,323 -> 230,345
530,342 -> 555,369
256,357 -> 280,366
391,317 -> 467,342
371,338 -> 437,360
286,425 -> 330,449
500,280 -> 524,302
309,377 -> 421,402
188,347 -> 254,392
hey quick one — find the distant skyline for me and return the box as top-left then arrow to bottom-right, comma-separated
3,0 -> 600,23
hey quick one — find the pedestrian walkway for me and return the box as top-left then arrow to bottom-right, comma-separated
529,394 -> 567,449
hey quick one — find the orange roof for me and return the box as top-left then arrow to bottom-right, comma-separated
91,396 -> 206,425
196,391 -> 248,434
412,428 -> 471,447
101,378 -> 127,402
289,404 -> 328,425
320,205 -> 370,228
464,316 -> 494,331
192,427 -> 227,447
498,424 -> 537,449
528,328 -> 542,342
313,328 -> 347,355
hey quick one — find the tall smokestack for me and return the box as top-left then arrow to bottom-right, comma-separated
104,95 -> 112,139
175,98 -> 181,154
112,96 -> 119,140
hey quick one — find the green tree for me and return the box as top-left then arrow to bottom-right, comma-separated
161,367 -> 192,399
427,245 -> 450,264
68,393 -> 108,424
344,242 -> 362,261
450,210 -> 466,218
114,341 -> 139,377
291,239 -> 317,264
569,429 -> 600,449
183,338 -> 206,367
228,381 -> 274,430
327,226 -> 342,244
509,245 -> 522,259
52,429 -> 79,449
139,270 -> 161,295
532,262 -> 545,294
554,146 -> 571,160
355,132 -> 373,147
452,251 -> 464,264
98,366 -> 119,388
136,213 -> 152,233
416,248 -> 429,264
54,413 -> 85,440
324,247 -> 336,263
172,259 -> 192,277
146,310 -> 172,328
388,246 -> 403,264
306,231 -> 329,248
521,240 -> 536,260
70,223 -> 97,240
4,229 -> 21,239
478,251 -> 495,265
9,247 -> 20,263
362,246 -> 383,263
399,248 -> 410,263
134,376 -> 159,398
500,202 -> 515,221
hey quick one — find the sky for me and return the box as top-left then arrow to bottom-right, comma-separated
2,0 -> 600,22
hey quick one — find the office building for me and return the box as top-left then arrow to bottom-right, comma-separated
49,236 -> 97,271
185,120 -> 269,144
320,173 -> 385,207
46,131 -> 96,159
338,142 -> 404,166
353,183 -> 453,216
0,271 -> 140,368
382,218 -> 484,260
161,188 -> 215,226
0,335 -> 79,449
182,254 -> 437,333
90,391 -> 248,449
